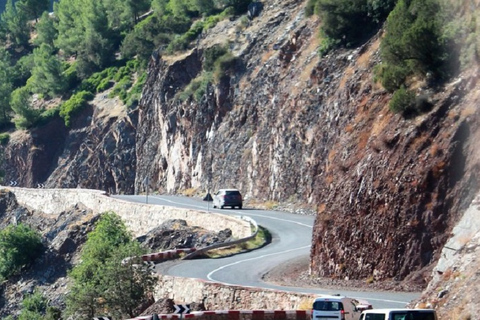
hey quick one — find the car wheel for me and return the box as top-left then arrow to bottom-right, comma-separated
220,205 -> 224,209
239,205 -> 242,209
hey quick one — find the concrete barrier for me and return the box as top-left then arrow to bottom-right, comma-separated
7,188 -> 252,239
127,310 -> 312,320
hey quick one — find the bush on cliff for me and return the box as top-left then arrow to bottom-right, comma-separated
0,224 -> 44,280
378,0 -> 446,92
59,91 -> 94,127
389,86 -> 415,115
307,0 -> 396,53
0,133 -> 9,145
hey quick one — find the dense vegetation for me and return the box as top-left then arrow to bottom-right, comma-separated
1,0 -> 474,132
309,0 -> 479,115
0,0 -> 251,131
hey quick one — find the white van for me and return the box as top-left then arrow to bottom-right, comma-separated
359,308 -> 437,320
311,295 -> 367,320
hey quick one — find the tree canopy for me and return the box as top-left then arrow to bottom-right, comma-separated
66,212 -> 156,320
0,47 -> 13,127
0,223 -> 44,280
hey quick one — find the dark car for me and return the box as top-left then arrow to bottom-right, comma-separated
212,189 -> 243,209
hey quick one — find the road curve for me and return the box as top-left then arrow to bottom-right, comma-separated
115,194 -> 420,309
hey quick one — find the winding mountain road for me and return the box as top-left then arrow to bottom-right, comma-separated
115,194 -> 420,309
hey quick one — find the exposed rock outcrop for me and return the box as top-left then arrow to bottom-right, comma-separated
1,0 -> 479,291
3,94 -> 137,194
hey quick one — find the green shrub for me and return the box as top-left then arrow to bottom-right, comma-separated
114,66 -> 131,82
224,0 -> 251,15
63,62 -> 80,91
166,20 -> 205,53
376,63 -> 410,93
109,76 -> 132,100
123,71 -> 147,108
35,107 -> 60,127
11,87 -> 41,130
97,78 -> 113,92
0,224 -> 44,280
316,0 -> 377,48
59,91 -> 94,127
213,52 -> 239,82
0,133 -> 9,145
204,45 -> 228,71
80,67 -> 118,93
21,291 -> 47,315
176,72 -> 213,102
389,87 -> 416,116
203,13 -> 225,30
318,34 -> 340,57
126,59 -> 139,72
305,0 -> 319,17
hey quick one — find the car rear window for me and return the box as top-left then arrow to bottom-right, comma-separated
313,301 -> 343,311
363,311 -> 435,320
363,315 -> 385,320
225,191 -> 241,195
391,311 -> 436,320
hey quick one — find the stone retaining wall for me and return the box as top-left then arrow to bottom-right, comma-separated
8,188 -> 251,238
154,275 -> 316,310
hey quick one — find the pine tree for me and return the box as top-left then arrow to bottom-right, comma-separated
0,48 -> 13,126
16,0 -> 50,22
28,43 -> 66,98
1,0 -> 30,47
33,11 -> 57,47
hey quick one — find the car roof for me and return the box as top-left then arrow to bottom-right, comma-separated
362,309 -> 436,313
314,295 -> 347,301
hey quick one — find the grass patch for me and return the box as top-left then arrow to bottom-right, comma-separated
182,188 -> 199,197
205,226 -> 271,258
0,133 -> 10,145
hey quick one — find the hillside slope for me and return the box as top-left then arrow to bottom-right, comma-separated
1,0 -> 479,304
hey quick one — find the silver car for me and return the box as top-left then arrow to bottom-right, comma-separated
212,189 -> 243,209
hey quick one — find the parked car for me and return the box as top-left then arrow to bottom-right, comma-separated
359,309 -> 437,320
311,295 -> 366,320
212,189 -> 243,209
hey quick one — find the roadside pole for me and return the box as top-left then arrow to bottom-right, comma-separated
144,176 -> 149,204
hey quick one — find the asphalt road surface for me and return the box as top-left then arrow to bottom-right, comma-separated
115,194 -> 420,309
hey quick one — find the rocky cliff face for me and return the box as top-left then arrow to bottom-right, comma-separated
1,0 -> 479,286
3,95 -> 137,194
136,0 -> 480,285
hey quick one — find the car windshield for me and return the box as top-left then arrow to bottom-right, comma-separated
225,191 -> 240,195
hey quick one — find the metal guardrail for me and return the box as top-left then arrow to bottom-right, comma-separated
183,216 -> 259,259
139,216 -> 258,262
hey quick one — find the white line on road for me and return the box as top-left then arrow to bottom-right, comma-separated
148,195 -> 313,228
206,245 -> 311,281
